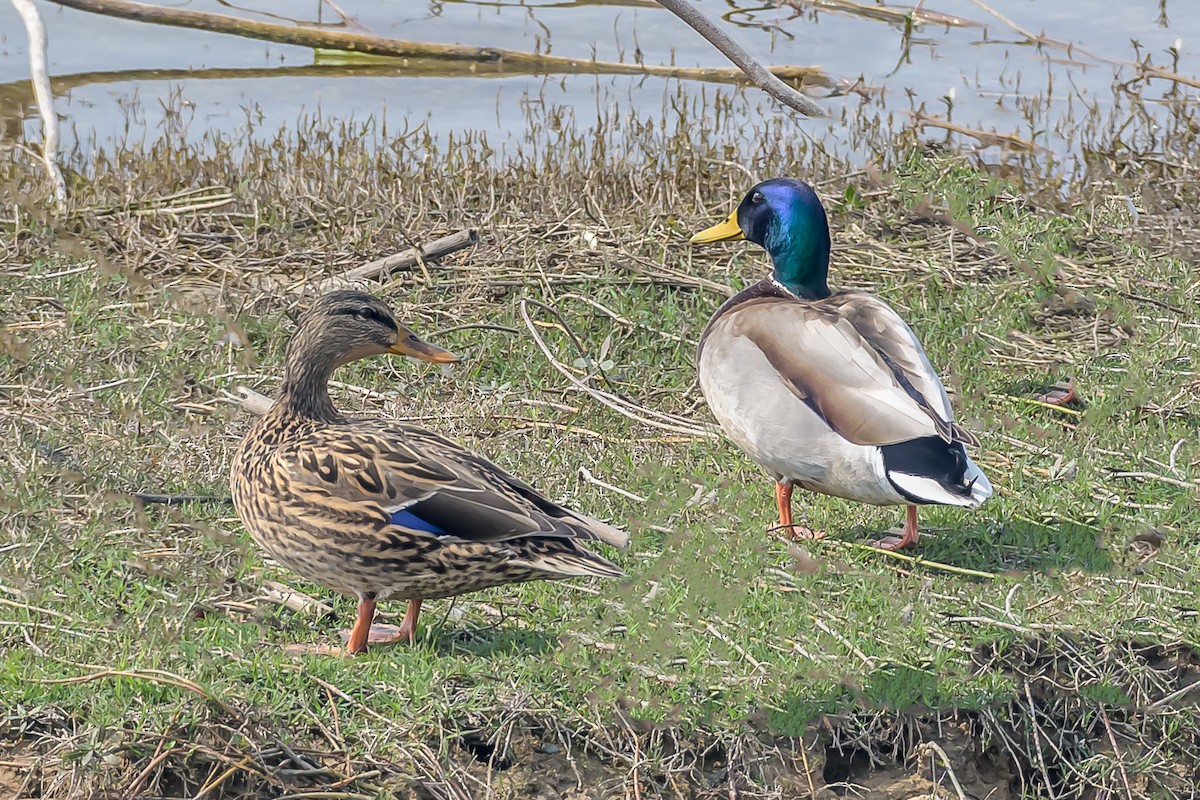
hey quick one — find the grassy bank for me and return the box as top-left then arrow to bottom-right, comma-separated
1,109 -> 1199,798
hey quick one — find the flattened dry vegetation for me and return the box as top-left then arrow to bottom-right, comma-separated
1,108 -> 1199,798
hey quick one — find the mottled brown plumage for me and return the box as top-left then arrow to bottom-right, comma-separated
231,291 -> 626,654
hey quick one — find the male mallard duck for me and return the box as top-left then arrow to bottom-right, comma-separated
231,291 -> 626,655
689,178 -> 991,550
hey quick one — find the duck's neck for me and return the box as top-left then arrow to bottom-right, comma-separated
770,246 -> 831,300
766,219 -> 832,300
277,354 -> 339,421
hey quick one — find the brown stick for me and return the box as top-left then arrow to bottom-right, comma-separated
653,0 -> 825,117
792,0 -> 981,28
909,112 -> 1046,152
298,228 -> 479,294
43,0 -> 829,86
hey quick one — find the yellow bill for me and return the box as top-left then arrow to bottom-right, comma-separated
689,209 -> 744,243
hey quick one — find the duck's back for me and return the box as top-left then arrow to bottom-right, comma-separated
231,410 -> 625,601
696,281 -> 978,505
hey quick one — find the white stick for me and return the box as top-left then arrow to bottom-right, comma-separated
11,0 -> 67,210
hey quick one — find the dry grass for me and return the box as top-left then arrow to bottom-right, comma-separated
1,96 -> 1199,799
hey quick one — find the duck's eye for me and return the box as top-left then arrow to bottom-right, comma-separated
355,307 -> 392,326
750,191 -> 765,205
335,303 -> 397,331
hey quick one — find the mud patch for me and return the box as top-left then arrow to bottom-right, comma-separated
404,714 -> 1020,800
5,688 -> 1197,799
0,744 -> 39,800
818,716 -> 1014,799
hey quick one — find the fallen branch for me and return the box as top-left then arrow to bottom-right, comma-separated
0,57 -> 832,101
654,0 -> 824,117
260,579 -> 335,619
44,0 -> 830,87
296,229 -> 479,294
10,0 -> 67,210
230,386 -> 273,416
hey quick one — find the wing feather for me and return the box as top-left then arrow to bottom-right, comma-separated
722,292 -> 967,447
827,293 -> 966,442
274,420 -> 627,547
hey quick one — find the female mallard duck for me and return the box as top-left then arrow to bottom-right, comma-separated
231,291 -> 626,655
689,178 -> 991,550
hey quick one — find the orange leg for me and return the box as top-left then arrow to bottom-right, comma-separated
774,480 -> 826,541
343,596 -> 377,654
340,598 -> 422,649
871,504 -> 920,551
286,596 -> 420,657
286,595 -> 379,656
395,599 -> 422,644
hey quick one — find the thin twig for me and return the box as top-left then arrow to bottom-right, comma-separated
818,538 -> 997,579
193,755 -> 257,800
578,467 -> 647,502
519,298 -> 717,439
1024,683 -> 1059,798
1107,470 -> 1198,491
702,620 -> 765,673
1001,393 -> 1085,417
428,323 -> 519,338
260,580 -> 336,619
811,615 -> 874,668
796,738 -> 817,799
1097,706 -> 1134,800
1147,680 -> 1200,710
0,595 -> 84,624
230,386 -> 274,416
133,492 -> 233,506
34,666 -> 235,715
924,741 -> 968,800
909,111 -> 1046,152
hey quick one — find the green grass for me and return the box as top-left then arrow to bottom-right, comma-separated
1,116 -> 1199,797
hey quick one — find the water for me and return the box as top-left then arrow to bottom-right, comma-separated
0,0 -> 1195,168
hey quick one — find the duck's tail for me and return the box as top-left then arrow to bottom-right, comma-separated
512,538 -> 626,579
882,437 -> 993,508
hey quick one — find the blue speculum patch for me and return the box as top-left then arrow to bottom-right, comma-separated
390,508 -> 448,535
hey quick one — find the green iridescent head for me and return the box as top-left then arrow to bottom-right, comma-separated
691,178 -> 831,299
